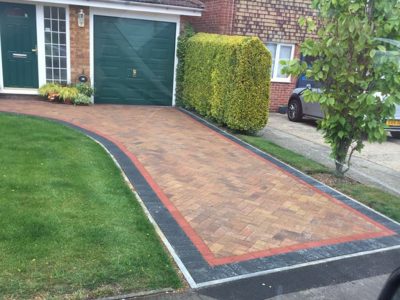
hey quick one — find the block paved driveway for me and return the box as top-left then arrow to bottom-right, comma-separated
1,99 -> 400,287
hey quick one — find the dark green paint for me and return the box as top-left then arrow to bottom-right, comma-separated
0,2 -> 38,88
94,16 -> 176,105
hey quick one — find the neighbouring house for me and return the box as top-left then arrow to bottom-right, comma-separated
184,0 -> 317,112
0,0 -> 203,105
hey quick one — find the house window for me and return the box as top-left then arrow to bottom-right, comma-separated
266,43 -> 295,82
44,6 -> 67,84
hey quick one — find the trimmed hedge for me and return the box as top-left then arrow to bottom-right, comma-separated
176,25 -> 195,106
181,33 -> 271,131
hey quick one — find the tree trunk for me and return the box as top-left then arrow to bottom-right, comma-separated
334,138 -> 352,177
335,160 -> 346,177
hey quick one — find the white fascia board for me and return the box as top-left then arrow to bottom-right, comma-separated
25,0 -> 202,16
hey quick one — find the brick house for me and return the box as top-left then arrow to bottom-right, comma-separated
185,0 -> 316,112
0,0 -> 203,105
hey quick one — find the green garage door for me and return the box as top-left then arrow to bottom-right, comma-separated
94,16 -> 176,105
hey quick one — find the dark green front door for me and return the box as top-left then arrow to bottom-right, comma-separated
0,2 -> 38,88
94,16 -> 176,105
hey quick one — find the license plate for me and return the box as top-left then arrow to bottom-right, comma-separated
386,120 -> 400,126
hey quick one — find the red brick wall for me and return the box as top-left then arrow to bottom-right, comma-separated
232,0 -> 316,44
69,6 -> 90,83
232,1 -> 315,111
183,0 -> 235,34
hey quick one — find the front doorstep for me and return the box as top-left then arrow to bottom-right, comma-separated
0,88 -> 38,95
0,93 -> 42,101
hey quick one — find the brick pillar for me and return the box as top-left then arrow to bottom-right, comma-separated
69,6 -> 90,83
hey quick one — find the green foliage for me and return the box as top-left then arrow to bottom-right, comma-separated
75,82 -> 95,97
73,93 -> 92,105
38,83 -> 61,97
282,0 -> 400,175
58,86 -> 79,102
182,33 -> 271,132
176,24 -> 195,106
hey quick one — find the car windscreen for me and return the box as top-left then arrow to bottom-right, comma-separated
296,56 -> 323,89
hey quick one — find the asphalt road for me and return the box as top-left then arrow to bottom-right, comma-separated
141,248 -> 400,300
261,113 -> 400,196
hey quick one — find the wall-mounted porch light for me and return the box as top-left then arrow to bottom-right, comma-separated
78,9 -> 85,28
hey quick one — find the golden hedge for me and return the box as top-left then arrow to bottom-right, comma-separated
182,33 -> 271,131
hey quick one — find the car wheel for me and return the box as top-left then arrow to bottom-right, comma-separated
287,98 -> 303,122
378,267 -> 400,300
391,131 -> 400,139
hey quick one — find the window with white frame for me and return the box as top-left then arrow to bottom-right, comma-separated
266,43 -> 295,82
44,6 -> 67,84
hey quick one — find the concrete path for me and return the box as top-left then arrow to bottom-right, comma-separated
1,99 -> 399,288
262,113 -> 400,196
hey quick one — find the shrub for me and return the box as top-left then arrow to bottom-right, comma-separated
181,33 -> 271,132
176,24 -> 195,106
39,83 -> 91,104
72,93 -> 92,105
59,86 -> 79,103
75,83 -> 94,97
38,83 -> 62,97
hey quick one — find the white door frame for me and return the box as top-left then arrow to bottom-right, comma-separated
0,0 -> 70,94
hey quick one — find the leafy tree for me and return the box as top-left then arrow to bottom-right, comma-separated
282,0 -> 400,176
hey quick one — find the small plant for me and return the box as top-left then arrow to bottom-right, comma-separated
72,93 -> 92,105
38,83 -> 62,96
59,86 -> 79,103
38,83 -> 62,101
39,82 -> 92,105
75,83 -> 94,97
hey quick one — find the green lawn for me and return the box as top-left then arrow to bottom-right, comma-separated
0,114 -> 181,299
238,134 -> 400,223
